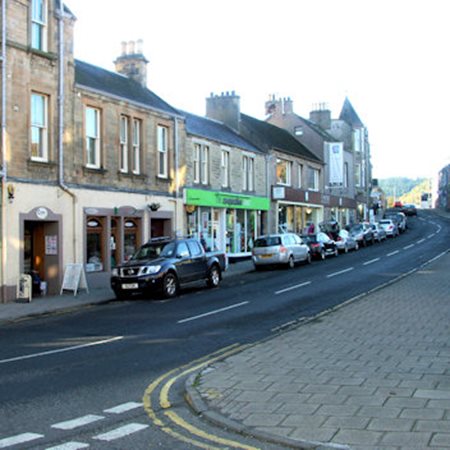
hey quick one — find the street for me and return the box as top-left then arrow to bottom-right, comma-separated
0,211 -> 448,450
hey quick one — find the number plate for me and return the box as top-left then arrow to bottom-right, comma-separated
122,283 -> 138,289
260,254 -> 273,259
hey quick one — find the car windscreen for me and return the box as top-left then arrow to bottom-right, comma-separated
131,242 -> 175,260
254,236 -> 281,247
379,220 -> 391,225
301,235 -> 317,244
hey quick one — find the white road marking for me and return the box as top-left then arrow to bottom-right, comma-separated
177,301 -> 249,324
403,244 -> 415,250
416,239 -> 425,244
428,233 -> 435,238
93,423 -> 149,442
104,402 -> 143,414
363,258 -> 380,266
326,267 -> 354,278
275,281 -> 311,295
387,250 -> 400,256
0,336 -> 123,365
0,433 -> 43,448
51,415 -> 104,430
46,442 -> 89,450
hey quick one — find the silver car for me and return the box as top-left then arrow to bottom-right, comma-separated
252,233 -> 311,269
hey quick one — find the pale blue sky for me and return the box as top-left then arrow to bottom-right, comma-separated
66,0 -> 450,180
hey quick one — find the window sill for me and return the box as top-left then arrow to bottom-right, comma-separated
118,171 -> 147,180
27,158 -> 56,167
83,166 -> 107,175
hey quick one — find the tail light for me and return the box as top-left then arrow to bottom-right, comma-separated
336,236 -> 342,241
280,245 -> 287,253
311,243 -> 320,248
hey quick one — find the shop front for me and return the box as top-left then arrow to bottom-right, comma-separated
184,189 -> 270,259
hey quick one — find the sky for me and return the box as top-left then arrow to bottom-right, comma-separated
65,0 -> 450,180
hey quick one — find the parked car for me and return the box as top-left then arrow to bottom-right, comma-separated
349,223 -> 374,247
402,203 -> 418,216
252,233 -> 311,269
335,229 -> 359,253
370,222 -> 387,243
385,211 -> 407,233
302,232 -> 338,259
379,219 -> 399,237
111,237 -> 228,299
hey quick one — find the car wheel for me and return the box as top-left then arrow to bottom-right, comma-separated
162,272 -> 178,298
287,255 -> 295,269
206,264 -> 221,288
306,252 -> 312,264
355,242 -> 359,251
344,245 -> 349,254
334,248 -> 339,257
320,250 -> 326,260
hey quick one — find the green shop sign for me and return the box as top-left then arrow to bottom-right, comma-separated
185,189 -> 270,211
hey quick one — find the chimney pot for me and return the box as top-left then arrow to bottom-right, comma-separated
128,40 -> 135,55
121,41 -> 127,55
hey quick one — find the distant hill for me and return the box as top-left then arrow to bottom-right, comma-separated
378,177 -> 431,207
378,177 -> 427,198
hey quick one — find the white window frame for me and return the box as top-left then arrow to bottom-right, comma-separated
242,154 -> 255,191
355,163 -> 361,187
308,167 -> 320,191
200,145 -> 209,185
132,119 -> 141,175
30,92 -> 48,162
276,158 -> 292,186
85,106 -> 101,169
120,116 -> 129,173
193,143 -> 200,183
221,148 -> 230,188
298,163 -> 303,188
157,125 -> 168,178
31,0 -> 47,51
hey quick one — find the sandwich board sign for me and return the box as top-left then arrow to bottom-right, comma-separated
60,263 -> 89,296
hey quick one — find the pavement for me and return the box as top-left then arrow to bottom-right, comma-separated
2,209 -> 449,449
187,218 -> 450,449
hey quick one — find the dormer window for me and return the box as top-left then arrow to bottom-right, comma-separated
31,0 -> 48,52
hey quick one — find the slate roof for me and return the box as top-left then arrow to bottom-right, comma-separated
75,60 -> 180,116
339,97 -> 364,128
183,112 -> 262,154
241,114 -> 322,163
300,116 -> 339,142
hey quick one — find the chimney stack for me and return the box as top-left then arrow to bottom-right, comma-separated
206,91 -> 241,132
114,40 -> 149,87
309,102 -> 331,130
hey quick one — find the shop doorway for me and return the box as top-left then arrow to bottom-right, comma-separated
23,220 -> 60,296
151,218 -> 171,238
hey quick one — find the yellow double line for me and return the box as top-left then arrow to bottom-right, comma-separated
142,343 -> 259,450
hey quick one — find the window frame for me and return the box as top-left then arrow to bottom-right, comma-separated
31,0 -> 48,52
193,143 -> 200,183
298,163 -> 303,189
157,125 -> 168,178
85,106 -> 101,169
276,158 -> 292,186
200,145 -> 209,185
30,92 -> 48,162
308,167 -> 320,191
242,154 -> 255,191
221,148 -> 230,188
119,115 -> 129,173
132,118 -> 142,175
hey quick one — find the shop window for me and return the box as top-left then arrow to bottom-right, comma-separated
124,219 -> 139,261
110,218 -> 119,268
86,217 -> 105,272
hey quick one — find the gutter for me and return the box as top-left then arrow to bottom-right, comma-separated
0,0 -> 6,300
57,0 -> 77,262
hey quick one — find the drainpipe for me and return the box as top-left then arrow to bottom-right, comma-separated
0,0 -> 7,300
170,117 -> 180,237
57,0 -> 77,263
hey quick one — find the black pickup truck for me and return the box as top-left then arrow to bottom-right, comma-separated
111,237 -> 228,299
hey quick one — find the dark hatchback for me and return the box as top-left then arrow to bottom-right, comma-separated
301,232 -> 338,260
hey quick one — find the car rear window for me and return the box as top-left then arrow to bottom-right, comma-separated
379,220 -> 390,225
254,236 -> 281,247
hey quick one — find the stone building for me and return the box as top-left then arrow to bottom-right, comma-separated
182,111 -> 269,258
206,92 -> 325,234
0,1 -> 184,300
265,96 -> 357,227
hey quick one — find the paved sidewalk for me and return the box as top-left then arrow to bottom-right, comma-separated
189,251 -> 450,449
0,259 -> 253,324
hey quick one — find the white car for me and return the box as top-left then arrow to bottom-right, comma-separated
379,219 -> 399,237
252,233 -> 311,269
335,229 -> 359,253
